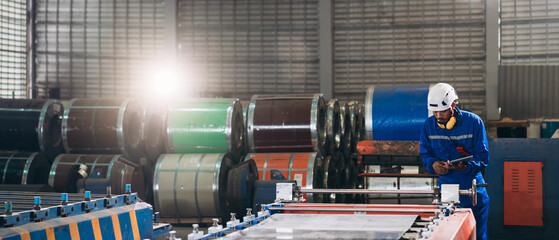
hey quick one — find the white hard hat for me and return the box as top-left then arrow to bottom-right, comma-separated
428,83 -> 458,111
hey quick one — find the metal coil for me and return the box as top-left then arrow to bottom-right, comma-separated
0,99 -> 64,160
62,98 -> 144,158
48,154 -> 146,198
165,98 -> 244,163
338,101 -> 352,158
153,153 -> 233,219
321,155 -> 339,203
247,94 -> 326,154
358,103 -> 366,141
226,159 -> 258,218
240,100 -> 249,158
142,102 -> 167,163
346,101 -> 360,154
343,158 -> 358,203
244,152 -> 324,203
0,152 -> 50,185
335,152 -> 347,203
365,85 -> 430,141
325,99 -> 342,156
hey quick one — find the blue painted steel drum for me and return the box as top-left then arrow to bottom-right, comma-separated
365,85 -> 430,141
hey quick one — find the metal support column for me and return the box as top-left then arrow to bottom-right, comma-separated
27,0 -> 37,99
319,0 -> 333,99
486,0 -> 500,120
165,0 -> 178,62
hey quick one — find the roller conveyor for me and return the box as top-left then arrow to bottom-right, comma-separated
0,185 -> 169,240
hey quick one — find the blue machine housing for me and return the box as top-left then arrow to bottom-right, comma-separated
486,138 -> 559,240
0,192 -> 169,240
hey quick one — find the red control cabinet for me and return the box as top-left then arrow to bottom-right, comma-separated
504,161 -> 543,226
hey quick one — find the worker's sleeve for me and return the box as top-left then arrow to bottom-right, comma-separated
420,120 -> 438,175
465,118 -> 489,175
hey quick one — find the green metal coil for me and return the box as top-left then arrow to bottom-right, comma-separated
166,98 -> 244,163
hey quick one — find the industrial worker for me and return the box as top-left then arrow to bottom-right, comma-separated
419,83 -> 489,240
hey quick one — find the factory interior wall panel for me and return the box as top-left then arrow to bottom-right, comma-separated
498,61 -> 559,120
34,0 -> 166,99
0,1 -> 28,98
500,0 -> 559,65
177,0 -> 320,99
333,0 -> 487,118
486,138 -> 559,240
499,0 -> 559,120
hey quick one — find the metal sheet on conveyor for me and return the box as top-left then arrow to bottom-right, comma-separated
223,214 -> 417,239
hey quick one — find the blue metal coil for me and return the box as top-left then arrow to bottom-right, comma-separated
365,85 -> 430,141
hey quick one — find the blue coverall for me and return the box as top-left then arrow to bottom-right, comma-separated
419,107 -> 490,240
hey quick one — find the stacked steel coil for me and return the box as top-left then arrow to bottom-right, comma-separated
0,99 -> 64,160
244,152 -> 324,203
0,152 -> 50,185
153,153 -> 233,220
165,98 -> 245,163
338,101 -> 352,159
364,85 -> 430,141
141,102 -> 167,164
48,154 -> 146,199
321,154 -> 339,203
247,94 -> 326,153
225,159 -> 259,218
62,98 -> 144,158
325,99 -> 342,156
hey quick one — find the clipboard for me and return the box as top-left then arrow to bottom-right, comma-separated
449,155 -> 473,164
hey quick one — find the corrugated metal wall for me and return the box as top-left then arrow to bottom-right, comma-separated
34,0 -> 166,99
332,0 -> 487,117
499,65 -> 559,119
0,1 -> 27,98
500,0 -> 559,119
177,0 -> 320,100
501,0 -> 559,65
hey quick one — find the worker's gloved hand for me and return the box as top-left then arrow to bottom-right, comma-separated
447,161 -> 467,171
432,161 -> 449,175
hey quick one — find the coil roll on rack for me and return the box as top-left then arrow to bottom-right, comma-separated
165,98 -> 244,163
339,101 -> 352,158
346,101 -> 361,153
142,103 -> 167,163
226,159 -> 258,218
322,154 -> 339,203
0,99 -> 64,159
247,94 -> 326,154
62,99 -> 144,158
325,99 -> 342,156
365,85 -> 430,141
153,153 -> 233,220
48,154 -> 146,198
0,152 -> 50,185
244,152 -> 324,203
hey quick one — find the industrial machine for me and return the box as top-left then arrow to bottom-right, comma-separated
184,182 -> 478,240
0,185 -> 169,240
